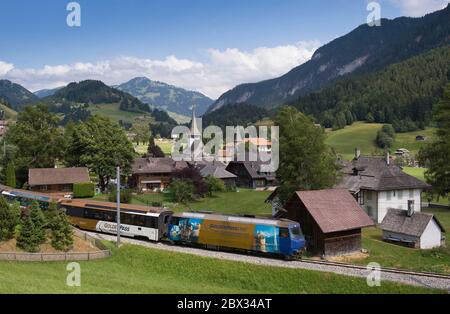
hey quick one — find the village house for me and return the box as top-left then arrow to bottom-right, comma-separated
285,189 -> 374,257
225,160 -> 277,189
131,157 -> 188,192
381,208 -> 445,249
336,149 -> 431,223
191,161 -> 237,188
0,120 -> 9,137
28,167 -> 90,193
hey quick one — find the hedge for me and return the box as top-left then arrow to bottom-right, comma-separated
73,182 -> 95,198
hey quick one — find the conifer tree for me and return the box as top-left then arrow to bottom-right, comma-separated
28,202 -> 47,244
0,196 -> 19,241
5,161 -> 16,188
50,212 -> 74,252
17,214 -> 39,252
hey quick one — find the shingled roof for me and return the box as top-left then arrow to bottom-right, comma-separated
198,165 -> 237,179
381,208 -> 445,237
337,156 -> 431,193
293,189 -> 374,234
28,168 -> 90,186
226,161 -> 276,180
132,158 -> 188,174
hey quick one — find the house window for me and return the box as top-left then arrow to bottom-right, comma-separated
398,190 -> 403,200
366,191 -> 372,201
386,191 -> 392,201
409,189 -> 414,198
40,185 -> 48,191
359,191 -> 365,205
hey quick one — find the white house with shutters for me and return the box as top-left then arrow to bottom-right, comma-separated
337,150 -> 431,223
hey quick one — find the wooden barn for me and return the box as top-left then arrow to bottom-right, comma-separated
285,189 -> 374,257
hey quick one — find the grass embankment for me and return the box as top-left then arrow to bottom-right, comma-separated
89,103 -> 155,125
134,140 -> 173,156
0,242 -> 442,294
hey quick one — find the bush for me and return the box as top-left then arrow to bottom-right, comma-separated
6,161 -> 16,188
376,131 -> 393,149
205,176 -> 225,196
168,179 -> 195,204
73,182 -> 95,198
108,187 -> 132,204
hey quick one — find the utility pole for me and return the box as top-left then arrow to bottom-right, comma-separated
116,166 -> 121,248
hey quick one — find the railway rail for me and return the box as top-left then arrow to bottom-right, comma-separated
86,230 -> 450,291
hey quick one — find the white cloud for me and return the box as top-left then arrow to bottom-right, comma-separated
0,40 -> 319,99
390,0 -> 449,17
0,61 -> 14,76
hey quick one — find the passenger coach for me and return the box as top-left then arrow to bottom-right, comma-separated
59,199 -> 173,241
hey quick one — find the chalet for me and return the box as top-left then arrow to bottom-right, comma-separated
225,161 -> 277,189
0,120 -> 9,137
28,167 -> 90,193
336,150 -> 431,223
193,162 -> 237,188
381,208 -> 445,249
131,157 -> 188,192
285,189 -> 374,257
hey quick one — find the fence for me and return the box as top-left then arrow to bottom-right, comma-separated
0,229 -> 111,262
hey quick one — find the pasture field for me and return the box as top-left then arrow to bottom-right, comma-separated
0,242 -> 442,294
325,122 -> 435,160
325,122 -> 383,160
88,103 -> 155,125
134,140 -> 173,156
93,189 -> 273,216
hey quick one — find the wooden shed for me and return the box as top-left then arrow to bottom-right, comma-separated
285,189 -> 374,257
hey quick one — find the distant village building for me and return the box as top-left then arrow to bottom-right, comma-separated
285,189 -> 374,257
28,167 -> 90,193
195,162 -> 237,188
381,208 -> 445,249
415,135 -> 428,141
0,120 -> 9,137
225,161 -> 277,189
395,148 -> 410,157
337,149 -> 431,223
131,157 -> 188,192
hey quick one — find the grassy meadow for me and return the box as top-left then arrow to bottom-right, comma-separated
325,122 -> 435,160
0,242 -> 442,294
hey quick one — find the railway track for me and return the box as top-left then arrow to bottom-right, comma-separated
299,258 -> 450,281
85,230 -> 450,290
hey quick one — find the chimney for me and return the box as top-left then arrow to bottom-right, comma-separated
386,151 -> 390,165
407,200 -> 414,217
355,148 -> 361,160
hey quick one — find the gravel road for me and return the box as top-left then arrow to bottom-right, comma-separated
87,232 -> 450,291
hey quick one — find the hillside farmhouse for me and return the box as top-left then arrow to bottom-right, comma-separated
225,161 -> 277,189
131,157 -> 188,192
381,208 -> 445,249
285,189 -> 374,257
28,167 -> 90,193
336,150 -> 431,223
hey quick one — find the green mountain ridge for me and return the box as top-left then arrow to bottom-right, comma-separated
208,5 -> 450,113
288,45 -> 450,129
0,80 -> 39,110
117,77 -> 213,116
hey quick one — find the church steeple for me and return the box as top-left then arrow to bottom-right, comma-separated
190,106 -> 201,138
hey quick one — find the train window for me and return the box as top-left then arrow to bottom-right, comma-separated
279,228 -> 289,238
290,226 -> 302,237
145,217 -> 157,229
66,206 -> 84,217
164,215 -> 170,224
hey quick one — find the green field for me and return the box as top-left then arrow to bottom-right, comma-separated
89,103 -> 155,125
0,103 -> 18,120
325,122 -> 435,160
325,122 -> 384,160
133,140 -> 173,156
357,207 -> 450,274
94,189 -> 272,216
0,242 -> 441,294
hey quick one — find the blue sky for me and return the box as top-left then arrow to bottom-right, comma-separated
0,0 -> 448,97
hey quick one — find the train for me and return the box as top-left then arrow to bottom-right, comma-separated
0,185 -> 306,258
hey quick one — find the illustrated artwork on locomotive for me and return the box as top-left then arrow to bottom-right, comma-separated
168,212 -> 306,257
